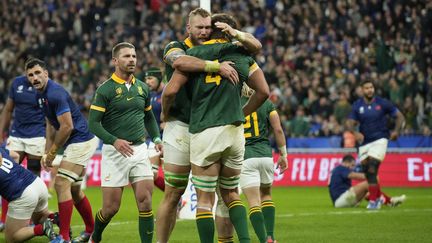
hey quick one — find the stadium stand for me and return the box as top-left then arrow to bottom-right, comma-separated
0,0 -> 431,144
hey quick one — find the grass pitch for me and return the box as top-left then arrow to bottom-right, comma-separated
1,187 -> 431,243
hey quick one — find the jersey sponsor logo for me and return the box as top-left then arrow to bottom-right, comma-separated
17,85 -> 24,93
28,86 -> 33,91
359,106 -> 364,114
127,97 -> 134,101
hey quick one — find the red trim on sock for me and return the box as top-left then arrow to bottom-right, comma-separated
368,185 -> 379,201
1,198 -> 8,222
33,224 -> 44,236
59,200 -> 74,240
154,176 -> 165,191
74,196 -> 95,233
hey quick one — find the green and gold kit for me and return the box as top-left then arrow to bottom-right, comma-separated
89,73 -> 157,145
186,39 -> 259,134
163,38 -> 194,124
241,97 -> 276,159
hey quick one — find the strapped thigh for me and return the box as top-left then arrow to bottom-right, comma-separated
57,168 -> 84,186
219,175 -> 240,190
191,175 -> 218,192
164,171 -> 189,189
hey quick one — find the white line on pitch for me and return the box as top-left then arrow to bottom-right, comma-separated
69,208 -> 432,229
277,208 -> 432,218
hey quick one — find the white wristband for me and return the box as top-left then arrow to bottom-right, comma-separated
278,145 -> 287,156
235,30 -> 246,42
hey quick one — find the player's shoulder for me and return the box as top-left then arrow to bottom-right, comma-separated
164,41 -> 187,53
96,78 -> 116,92
352,98 -> 363,107
375,96 -> 391,105
10,75 -> 28,88
46,80 -> 67,97
135,78 -> 151,93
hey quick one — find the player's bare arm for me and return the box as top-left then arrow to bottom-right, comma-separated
390,111 -> 405,140
0,98 -> 14,144
168,49 -> 239,84
161,70 -> 188,122
43,112 -> 74,167
346,119 -> 364,144
242,68 -> 270,116
215,21 -> 262,54
269,111 -> 288,174
348,172 -> 366,180
45,118 -> 56,149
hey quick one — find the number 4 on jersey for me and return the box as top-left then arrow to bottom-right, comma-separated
205,60 -> 222,85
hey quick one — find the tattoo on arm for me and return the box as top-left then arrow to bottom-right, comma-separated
165,49 -> 186,66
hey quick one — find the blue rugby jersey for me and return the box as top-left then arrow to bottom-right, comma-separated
0,148 -> 36,201
7,75 -> 45,138
150,90 -> 162,131
328,165 -> 352,204
349,96 -> 398,145
36,80 -> 94,147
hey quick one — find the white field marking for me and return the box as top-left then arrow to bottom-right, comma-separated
276,208 -> 432,218
70,218 -> 189,229
70,208 -> 432,229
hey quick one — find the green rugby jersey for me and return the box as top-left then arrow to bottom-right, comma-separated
241,97 -> 277,159
163,38 -> 194,124
89,73 -> 154,145
186,39 -> 259,134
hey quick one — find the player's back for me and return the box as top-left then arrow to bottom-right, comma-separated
37,80 -> 93,146
186,41 -> 254,133
8,75 -> 45,138
241,97 -> 274,159
328,165 -> 352,203
0,148 -> 36,201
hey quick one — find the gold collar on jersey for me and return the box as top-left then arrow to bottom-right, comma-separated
184,37 -> 194,48
202,39 -> 229,45
111,73 -> 136,84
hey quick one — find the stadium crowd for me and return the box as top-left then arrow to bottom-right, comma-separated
1,0 -> 432,138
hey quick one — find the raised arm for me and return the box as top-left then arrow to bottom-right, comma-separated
214,21 -> 262,54
164,43 -> 238,83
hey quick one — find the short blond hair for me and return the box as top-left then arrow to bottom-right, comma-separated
188,8 -> 211,22
112,42 -> 135,58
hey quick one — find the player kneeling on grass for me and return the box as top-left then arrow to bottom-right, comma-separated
328,154 -> 406,208
0,147 -> 57,242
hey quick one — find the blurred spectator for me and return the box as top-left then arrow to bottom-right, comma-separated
0,0 -> 431,138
